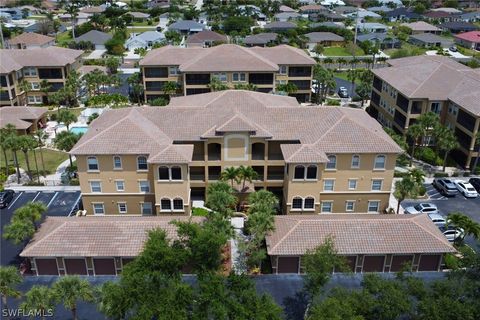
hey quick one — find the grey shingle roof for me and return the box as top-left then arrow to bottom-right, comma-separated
266,214 -> 456,256
75,30 -> 112,45
264,21 -> 296,30
305,32 -> 344,42
169,20 -> 205,31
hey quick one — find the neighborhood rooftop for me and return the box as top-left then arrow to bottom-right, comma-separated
7,32 -> 55,46
0,106 -> 48,129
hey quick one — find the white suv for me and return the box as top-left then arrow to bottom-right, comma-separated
404,203 -> 439,215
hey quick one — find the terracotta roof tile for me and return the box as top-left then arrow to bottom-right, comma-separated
0,106 -> 48,130
8,32 -> 55,46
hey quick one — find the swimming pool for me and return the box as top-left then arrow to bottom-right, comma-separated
70,126 -> 88,135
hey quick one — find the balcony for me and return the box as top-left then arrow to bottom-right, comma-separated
192,142 -> 205,161
208,166 -> 221,181
38,68 -> 63,79
249,73 -> 274,85
251,143 -> 265,160
411,101 -> 422,114
190,167 -> 205,181
288,80 -> 311,90
396,94 -> 409,113
185,74 -> 210,85
145,81 -> 165,91
144,67 -> 168,78
267,166 -> 285,181
268,141 -> 285,161
373,76 -> 382,92
207,143 -> 221,161
288,66 -> 311,77
252,166 -> 264,181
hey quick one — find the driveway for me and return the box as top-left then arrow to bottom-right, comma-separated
0,190 -> 82,266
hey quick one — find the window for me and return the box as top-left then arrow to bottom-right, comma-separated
371,179 -> 383,191
113,156 -> 122,169
374,155 -> 386,170
351,155 -> 360,168
321,202 -> 332,213
326,155 -> 336,170
173,198 -> 183,211
168,66 -> 179,75
93,203 -> 104,215
171,166 -> 182,180
87,156 -> 99,171
323,179 -> 335,191
430,102 -> 442,114
294,165 -> 305,180
368,201 -> 380,212
346,201 -> 355,212
31,82 -> 40,90
292,197 -> 302,209
232,72 -> 246,82
160,198 -> 171,211
27,96 -> 42,103
306,165 -> 317,180
90,181 -> 102,193
141,202 -> 153,215
23,67 -> 37,77
212,72 -> 227,82
304,197 -> 315,210
348,179 -> 357,190
118,202 -> 127,214
115,180 -> 125,192
139,181 -> 150,193
137,156 -> 148,170
279,65 -> 287,75
158,166 -> 169,180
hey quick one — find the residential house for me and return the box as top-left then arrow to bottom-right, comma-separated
305,32 -> 345,49
409,33 -> 453,48
0,47 -> 83,106
424,11 -> 459,22
0,7 -> 21,19
320,0 -> 345,5
431,7 -> 462,14
263,21 -> 296,32
266,214 -> 455,274
369,55 -> 480,168
334,6 -> 358,15
356,22 -> 388,34
79,6 -> 105,14
299,4 -> 328,15
168,20 -> 205,35
70,90 -> 402,216
439,21 -> 479,34
147,0 -> 170,8
58,12 -> 91,26
20,216 -> 204,276
0,106 -> 48,134
139,44 -> 315,102
367,6 -> 393,14
356,33 -> 401,49
244,33 -> 279,47
6,32 -> 55,49
401,21 -> 441,35
454,31 -> 480,50
456,11 -> 480,23
310,21 -> 345,29
385,7 -> 421,22
124,11 -> 151,22
186,30 -> 228,48
345,10 -> 382,22
274,12 -> 301,22
238,5 -> 267,21
279,5 -> 296,13
75,30 -> 112,50
125,31 -> 165,51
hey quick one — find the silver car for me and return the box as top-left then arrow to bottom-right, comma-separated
432,178 -> 458,197
405,203 -> 439,215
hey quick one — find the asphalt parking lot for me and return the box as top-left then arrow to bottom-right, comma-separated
0,190 -> 81,266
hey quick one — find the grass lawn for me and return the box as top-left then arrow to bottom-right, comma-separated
1,148 -> 69,175
132,21 -> 153,27
56,31 -> 72,46
334,71 -> 362,84
127,26 -> 156,32
384,42 -> 428,58
323,46 -> 365,56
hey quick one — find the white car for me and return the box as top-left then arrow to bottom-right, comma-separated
428,213 -> 446,227
454,181 -> 479,198
440,226 -> 465,242
404,203 -> 439,214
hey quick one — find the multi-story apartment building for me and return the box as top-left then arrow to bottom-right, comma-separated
139,44 -> 316,103
71,90 -> 402,216
0,47 -> 83,107
369,55 -> 480,169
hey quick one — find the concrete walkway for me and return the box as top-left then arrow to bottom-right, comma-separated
230,217 -> 248,274
40,156 -> 75,186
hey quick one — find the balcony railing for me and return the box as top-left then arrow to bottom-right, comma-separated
190,174 -> 205,181
267,173 -> 284,181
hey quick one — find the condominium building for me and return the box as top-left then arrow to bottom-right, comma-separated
139,44 -> 316,103
369,56 -> 480,168
71,90 -> 401,216
0,47 -> 83,107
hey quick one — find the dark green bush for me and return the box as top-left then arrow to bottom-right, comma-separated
433,172 -> 449,178
415,148 -> 442,166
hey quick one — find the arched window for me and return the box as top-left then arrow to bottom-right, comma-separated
87,156 -> 98,171
137,156 -> 148,170
113,156 -> 122,169
171,166 -> 182,180
160,198 -> 171,211
294,165 -> 305,180
304,197 -> 315,209
351,155 -> 360,168
374,155 -> 386,169
306,165 -> 317,179
326,155 -> 336,170
158,166 -> 169,180
173,198 -> 184,211
292,197 -> 303,209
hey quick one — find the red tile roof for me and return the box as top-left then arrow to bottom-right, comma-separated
454,31 -> 480,43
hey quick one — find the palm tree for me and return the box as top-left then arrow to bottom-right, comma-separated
276,83 -> 298,95
0,266 -> 22,316
207,78 -> 228,92
237,165 -> 258,191
64,1 -> 81,40
52,276 -> 95,320
346,69 -> 358,97
57,110 -> 77,130
337,57 -> 347,70
163,81 -> 178,99
18,80 -> 31,105
3,218 -> 35,245
0,124 -> 16,177
471,131 -> 480,174
437,129 -> 459,172
313,43 -> 324,57
54,131 -> 81,169
221,167 -> 240,187
17,135 -> 37,181
4,132 -> 21,183
39,80 -> 51,104
394,176 -> 417,214
34,130 -> 48,176
447,212 -> 480,241
15,202 -> 47,230
323,57 -> 334,66
409,168 -> 425,186
417,112 -> 439,146
20,285 -> 56,320
233,83 -> 257,91
407,124 -> 423,167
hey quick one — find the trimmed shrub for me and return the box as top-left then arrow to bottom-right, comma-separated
192,207 -> 209,216
433,172 -> 449,178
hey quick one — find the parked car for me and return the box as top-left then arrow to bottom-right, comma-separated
432,178 -> 458,196
428,213 -> 446,227
404,203 -> 439,214
440,226 -> 465,243
454,180 -> 479,198
0,189 -> 15,208
468,177 -> 480,193
338,87 -> 349,98
449,46 -> 458,52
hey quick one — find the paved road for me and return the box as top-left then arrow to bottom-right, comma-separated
0,191 -> 82,266
334,77 -> 358,98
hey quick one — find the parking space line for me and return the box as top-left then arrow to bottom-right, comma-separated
7,192 -> 23,210
46,192 -> 59,208
31,192 -> 41,203
68,193 -> 82,217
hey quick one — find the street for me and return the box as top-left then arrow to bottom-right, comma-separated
0,190 -> 82,266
